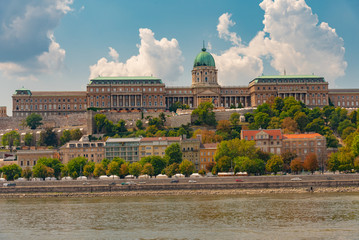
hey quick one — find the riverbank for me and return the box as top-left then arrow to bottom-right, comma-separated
1,186 -> 359,199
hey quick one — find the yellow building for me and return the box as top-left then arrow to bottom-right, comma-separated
199,143 -> 218,171
17,149 -> 59,169
59,140 -> 105,164
180,138 -> 201,170
139,137 -> 181,159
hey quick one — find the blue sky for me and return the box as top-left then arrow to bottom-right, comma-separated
0,0 -> 358,115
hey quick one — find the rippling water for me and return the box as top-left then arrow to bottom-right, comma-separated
0,193 -> 358,240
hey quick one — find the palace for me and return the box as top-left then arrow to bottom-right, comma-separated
12,47 -> 359,117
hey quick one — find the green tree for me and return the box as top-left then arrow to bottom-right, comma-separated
351,135 -> 359,157
179,159 -> 195,177
24,132 -> 34,146
60,130 -> 72,145
67,156 -> 87,178
268,117 -> 281,129
94,163 -> 106,177
2,130 -> 20,151
129,162 -> 142,177
83,161 -> 95,178
191,102 -> 216,126
326,134 -> 339,148
163,163 -> 179,177
33,164 -> 54,179
106,161 -> 120,176
281,151 -> 297,173
70,129 -> 83,140
141,163 -> 155,176
265,155 -> 284,175
1,164 -> 22,180
140,156 -> 167,176
39,128 -> 58,147
217,156 -> 232,172
35,158 -> 63,179
25,113 -> 43,129
327,152 -> 340,173
250,112 -> 270,129
234,156 -> 265,175
165,143 -> 183,165
229,112 -> 240,126
215,139 -> 259,162
136,120 -> 144,130
21,167 -> 33,180
294,112 -> 309,133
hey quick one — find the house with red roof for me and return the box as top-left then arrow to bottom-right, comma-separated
240,129 -> 283,154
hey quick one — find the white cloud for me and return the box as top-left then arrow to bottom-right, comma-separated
215,0 -> 347,86
89,28 -> 184,82
0,0 -> 72,81
108,47 -> 119,62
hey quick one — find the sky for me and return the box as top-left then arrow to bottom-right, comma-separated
0,0 -> 358,116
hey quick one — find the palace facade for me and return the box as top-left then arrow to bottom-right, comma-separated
12,47 -> 359,117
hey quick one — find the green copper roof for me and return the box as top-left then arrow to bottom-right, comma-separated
89,76 -> 163,85
193,48 -> 215,67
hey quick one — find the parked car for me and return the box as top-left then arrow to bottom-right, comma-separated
236,179 -> 244,182
171,179 -> 179,183
291,177 -> 302,181
188,180 -> 197,183
3,183 -> 16,187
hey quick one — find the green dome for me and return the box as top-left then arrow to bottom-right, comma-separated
193,48 -> 215,67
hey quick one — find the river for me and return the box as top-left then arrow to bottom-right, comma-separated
0,192 -> 358,240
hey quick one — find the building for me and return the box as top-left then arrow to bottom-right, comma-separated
105,137 -> 141,162
12,87 -> 87,117
59,140 -> 105,164
12,46 -> 359,117
282,133 -> 327,169
241,129 -> 283,155
199,143 -> 218,171
180,137 -> 201,170
0,106 -> 7,117
140,137 -> 181,158
16,149 -> 59,169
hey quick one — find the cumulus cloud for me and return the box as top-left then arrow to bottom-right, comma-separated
214,0 -> 347,86
89,28 -> 184,82
0,0 -> 72,80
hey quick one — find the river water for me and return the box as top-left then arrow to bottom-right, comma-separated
0,193 -> 358,240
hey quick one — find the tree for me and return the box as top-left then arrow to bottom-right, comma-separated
192,129 -> 222,144
250,112 -> 270,129
303,153 -> 319,174
294,112 -> 309,133
83,161 -> 95,178
215,139 -> 259,162
70,129 -> 83,140
281,152 -> 297,173
24,132 -> 34,147
136,120 -> 144,130
119,162 -> 129,178
191,102 -> 216,126
265,155 -> 284,175
216,120 -> 232,140
234,156 -> 265,175
67,156 -> 87,178
268,117 -> 281,129
206,162 -> 216,173
25,113 -> 43,129
94,163 -> 106,177
179,159 -> 195,177
39,128 -> 58,147
281,117 -> 298,133
165,143 -> 182,165
230,112 -> 240,126
60,130 -> 72,145
129,162 -> 142,177
142,163 -> 155,176
106,161 -> 120,176
2,130 -> 20,151
1,164 -> 22,180
140,156 -> 166,176
21,167 -> 33,180
290,158 -> 303,174
327,152 -> 340,173
216,156 -> 232,172
163,163 -> 179,177
35,158 -> 63,179
33,164 -> 54,179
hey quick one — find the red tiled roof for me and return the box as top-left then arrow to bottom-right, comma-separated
201,143 -> 219,149
241,129 -> 283,140
283,133 -> 323,139
140,137 -> 181,142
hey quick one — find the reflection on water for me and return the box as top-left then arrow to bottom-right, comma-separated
0,193 -> 358,240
